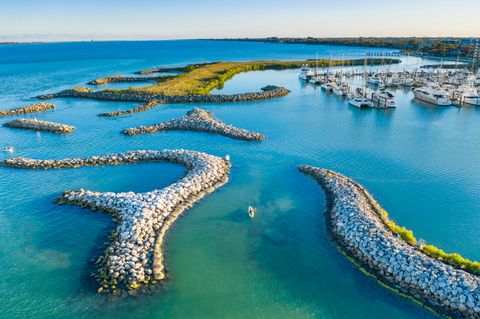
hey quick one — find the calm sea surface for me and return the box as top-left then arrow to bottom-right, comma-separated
0,40 -> 479,319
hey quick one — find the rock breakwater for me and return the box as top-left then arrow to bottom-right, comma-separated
88,75 -> 172,85
3,118 -> 75,134
98,101 -> 162,117
0,102 -> 55,117
38,85 -> 290,114
121,108 -> 265,141
2,150 -> 230,294
300,166 -> 480,319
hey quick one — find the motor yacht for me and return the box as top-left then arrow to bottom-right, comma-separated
413,84 -> 452,106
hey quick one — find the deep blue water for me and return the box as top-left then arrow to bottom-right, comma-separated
0,40 -> 479,319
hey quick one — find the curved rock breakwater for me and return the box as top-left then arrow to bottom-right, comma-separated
2,150 -> 230,294
0,102 -> 55,117
299,166 -> 480,318
39,86 -> 289,111
88,75 -> 172,85
121,108 -> 265,141
3,118 -> 75,134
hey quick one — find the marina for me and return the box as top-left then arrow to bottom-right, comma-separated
298,60 -> 480,108
1,39 -> 480,319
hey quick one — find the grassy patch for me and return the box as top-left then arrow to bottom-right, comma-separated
365,187 -> 480,276
130,59 -> 399,95
420,245 -> 480,274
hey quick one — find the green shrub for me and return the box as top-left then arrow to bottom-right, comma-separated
420,245 -> 480,275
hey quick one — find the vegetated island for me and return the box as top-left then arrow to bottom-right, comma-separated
39,58 -> 400,116
300,166 -> 480,319
213,37 -> 479,60
121,107 -> 265,141
1,150 -> 231,295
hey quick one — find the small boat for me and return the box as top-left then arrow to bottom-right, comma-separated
3,146 -> 14,153
349,97 -> 373,108
309,74 -> 324,85
332,83 -> 350,97
454,85 -> 479,106
368,75 -> 381,85
321,79 -> 336,92
247,205 -> 256,218
299,64 -> 315,81
371,91 -> 396,108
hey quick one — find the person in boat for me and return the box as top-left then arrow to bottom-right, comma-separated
248,205 -> 256,218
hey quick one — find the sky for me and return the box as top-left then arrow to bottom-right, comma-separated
0,0 -> 479,42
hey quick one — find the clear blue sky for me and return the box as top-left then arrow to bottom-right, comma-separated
1,0 -> 479,41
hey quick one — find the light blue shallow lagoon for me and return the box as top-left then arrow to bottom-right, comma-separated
0,40 -> 479,319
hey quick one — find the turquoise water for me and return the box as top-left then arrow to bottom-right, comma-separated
0,40 -> 479,319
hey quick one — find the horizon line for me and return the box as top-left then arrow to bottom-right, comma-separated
1,35 -> 480,44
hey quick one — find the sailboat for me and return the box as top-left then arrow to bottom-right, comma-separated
349,56 -> 373,108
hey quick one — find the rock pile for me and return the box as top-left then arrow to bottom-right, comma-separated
0,102 -> 55,117
2,150 -> 231,294
121,108 -> 265,141
300,166 -> 480,319
3,118 -> 75,134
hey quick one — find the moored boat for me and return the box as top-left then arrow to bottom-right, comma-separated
348,97 -> 373,108
299,64 -> 315,81
413,84 -> 452,106
371,91 -> 396,108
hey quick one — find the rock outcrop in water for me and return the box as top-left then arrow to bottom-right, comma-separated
121,108 -> 265,141
0,102 -> 55,117
2,150 -> 231,294
300,166 -> 480,319
3,118 -> 75,134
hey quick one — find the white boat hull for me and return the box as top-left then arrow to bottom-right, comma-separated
463,97 -> 479,106
414,90 -> 451,106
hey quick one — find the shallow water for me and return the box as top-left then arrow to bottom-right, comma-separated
0,40 -> 479,319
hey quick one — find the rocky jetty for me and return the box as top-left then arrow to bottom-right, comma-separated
2,150 -> 230,294
300,166 -> 480,319
0,102 -> 55,117
121,108 -> 265,141
88,75 -> 171,85
98,101 -> 161,117
38,85 -> 290,113
3,118 -> 75,134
